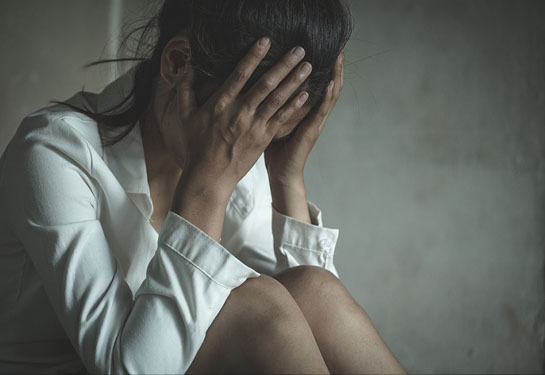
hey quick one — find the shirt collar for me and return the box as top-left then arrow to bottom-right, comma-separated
93,67 -> 256,218
96,67 -> 151,197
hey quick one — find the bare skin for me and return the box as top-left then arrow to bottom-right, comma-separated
185,274 -> 330,374
274,266 -> 407,374
140,31 -> 407,374
140,35 -> 314,234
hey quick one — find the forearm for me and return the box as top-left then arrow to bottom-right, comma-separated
269,177 -> 312,224
171,173 -> 233,242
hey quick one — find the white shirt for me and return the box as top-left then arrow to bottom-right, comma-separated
0,69 -> 340,374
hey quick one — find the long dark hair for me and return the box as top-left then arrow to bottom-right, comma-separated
53,0 -> 353,148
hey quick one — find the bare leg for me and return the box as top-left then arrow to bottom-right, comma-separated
186,274 -> 330,374
274,265 -> 407,375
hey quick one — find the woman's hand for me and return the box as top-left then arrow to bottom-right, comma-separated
173,37 -> 313,200
264,49 -> 345,189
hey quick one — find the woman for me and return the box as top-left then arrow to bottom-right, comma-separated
0,0 -> 406,374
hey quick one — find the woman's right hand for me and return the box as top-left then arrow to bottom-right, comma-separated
174,36 -> 313,200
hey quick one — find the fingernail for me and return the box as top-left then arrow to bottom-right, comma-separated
300,62 -> 312,75
328,80 -> 334,92
259,37 -> 270,48
292,46 -> 305,58
298,92 -> 309,106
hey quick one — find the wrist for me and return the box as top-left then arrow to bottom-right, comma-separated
175,169 -> 234,205
269,172 -> 305,192
270,178 -> 311,224
170,174 -> 233,241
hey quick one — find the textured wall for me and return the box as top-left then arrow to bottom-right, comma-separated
0,0 -> 114,152
1,1 -> 544,373
306,1 -> 545,373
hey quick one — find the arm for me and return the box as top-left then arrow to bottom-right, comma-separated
269,173 -> 340,278
237,53 -> 344,277
232,154 -> 340,278
242,49 -> 345,278
269,173 -> 312,224
2,116 -> 259,374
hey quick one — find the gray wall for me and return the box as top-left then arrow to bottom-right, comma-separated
0,0 -> 112,152
1,1 -> 544,373
316,2 -> 544,373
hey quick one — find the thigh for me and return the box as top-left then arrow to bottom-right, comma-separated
186,274 -> 310,374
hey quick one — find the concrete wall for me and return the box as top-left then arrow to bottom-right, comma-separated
1,1 -> 544,373
311,1 -> 545,372
0,0 -> 114,152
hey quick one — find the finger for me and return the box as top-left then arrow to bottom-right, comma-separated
341,49 -> 345,89
178,62 -> 197,112
266,90 -> 310,136
256,61 -> 312,121
217,37 -> 271,100
304,80 -> 335,129
242,45 -> 306,109
290,80 -> 334,147
320,80 -> 336,120
336,50 -> 344,93
329,52 -> 344,111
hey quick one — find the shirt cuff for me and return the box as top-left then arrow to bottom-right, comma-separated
131,211 -> 261,373
158,210 -> 261,289
271,200 -> 340,275
308,199 -> 324,226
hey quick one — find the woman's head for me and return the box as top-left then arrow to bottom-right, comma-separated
56,0 -> 352,147
159,0 -> 351,106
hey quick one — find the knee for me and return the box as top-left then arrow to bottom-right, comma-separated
230,274 -> 307,334
274,265 -> 344,297
274,265 -> 368,321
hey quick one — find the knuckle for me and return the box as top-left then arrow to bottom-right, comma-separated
269,93 -> 284,108
275,109 -> 290,124
258,77 -> 275,92
239,99 -> 254,114
232,68 -> 249,83
213,97 -> 229,115
252,111 -> 267,127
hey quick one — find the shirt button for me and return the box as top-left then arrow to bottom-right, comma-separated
319,238 -> 331,250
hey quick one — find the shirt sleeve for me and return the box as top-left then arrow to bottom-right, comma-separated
230,154 -> 341,279
270,200 -> 341,278
2,116 -> 260,374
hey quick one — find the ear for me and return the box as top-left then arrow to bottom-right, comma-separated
159,32 -> 191,87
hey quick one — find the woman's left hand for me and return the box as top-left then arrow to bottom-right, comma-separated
264,49 -> 344,187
